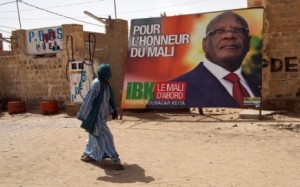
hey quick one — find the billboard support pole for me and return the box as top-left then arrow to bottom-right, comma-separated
197,108 -> 222,121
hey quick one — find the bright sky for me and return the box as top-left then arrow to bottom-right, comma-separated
0,0 -> 247,49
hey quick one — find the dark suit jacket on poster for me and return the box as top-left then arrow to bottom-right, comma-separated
171,62 -> 261,108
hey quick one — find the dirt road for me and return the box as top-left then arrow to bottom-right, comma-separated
0,108 -> 299,187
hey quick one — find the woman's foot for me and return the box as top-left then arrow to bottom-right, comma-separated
113,163 -> 124,170
80,153 -> 95,162
113,158 -> 124,170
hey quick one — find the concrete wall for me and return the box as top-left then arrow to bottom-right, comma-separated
248,0 -> 300,111
0,33 -> 2,51
0,19 -> 128,109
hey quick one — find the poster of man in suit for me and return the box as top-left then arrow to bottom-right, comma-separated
121,8 -> 263,109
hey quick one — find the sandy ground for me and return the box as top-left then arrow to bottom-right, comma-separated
0,108 -> 300,187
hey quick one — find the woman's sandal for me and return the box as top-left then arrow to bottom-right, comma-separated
113,163 -> 124,170
80,153 -> 94,162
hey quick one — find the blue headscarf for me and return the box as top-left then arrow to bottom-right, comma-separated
97,63 -> 111,81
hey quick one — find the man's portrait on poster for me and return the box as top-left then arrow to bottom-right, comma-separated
171,11 -> 262,108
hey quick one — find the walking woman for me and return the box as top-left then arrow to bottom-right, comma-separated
77,63 -> 124,170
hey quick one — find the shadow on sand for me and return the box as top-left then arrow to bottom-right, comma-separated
89,159 -> 155,184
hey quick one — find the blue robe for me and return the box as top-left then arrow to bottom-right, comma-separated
77,78 -> 119,161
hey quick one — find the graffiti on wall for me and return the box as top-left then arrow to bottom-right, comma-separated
263,56 -> 300,97
263,56 -> 299,72
26,26 -> 63,55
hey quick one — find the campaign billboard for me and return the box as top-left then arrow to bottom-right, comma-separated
26,26 -> 63,55
121,8 -> 263,109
